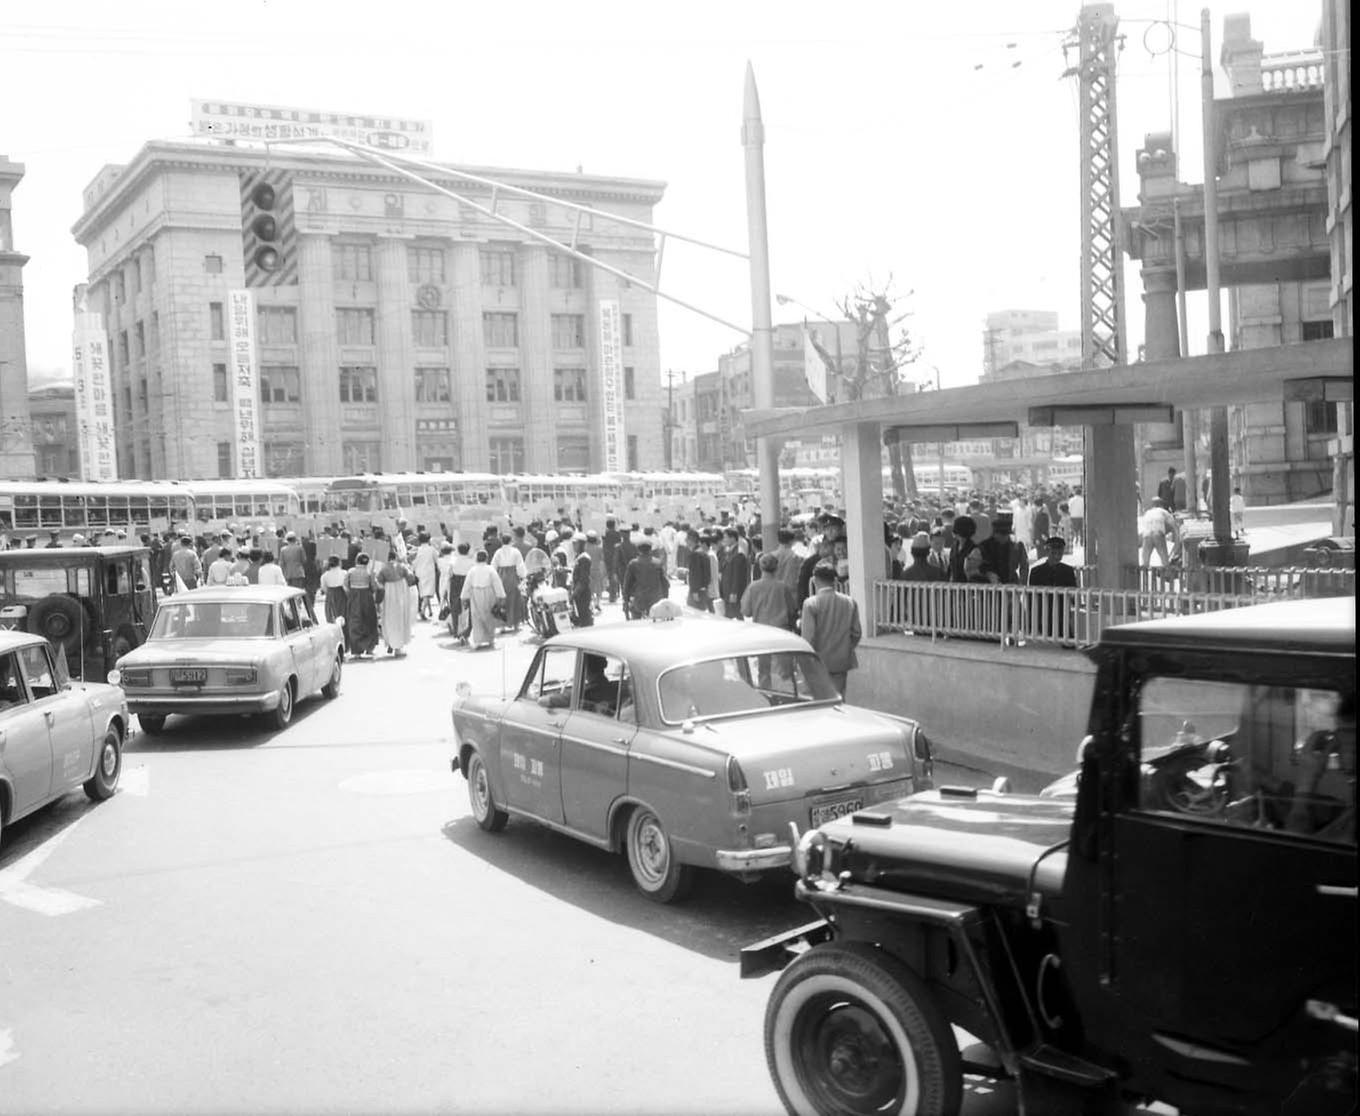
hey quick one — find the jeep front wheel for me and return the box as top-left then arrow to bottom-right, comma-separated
765,942 -> 961,1116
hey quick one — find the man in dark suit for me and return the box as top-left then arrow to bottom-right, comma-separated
621,540 -> 669,620
799,562 -> 861,699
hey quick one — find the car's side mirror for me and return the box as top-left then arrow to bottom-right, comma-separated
1076,734 -> 1095,765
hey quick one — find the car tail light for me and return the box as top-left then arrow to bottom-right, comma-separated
116,668 -> 149,687
727,756 -> 751,814
913,727 -> 934,782
224,667 -> 257,685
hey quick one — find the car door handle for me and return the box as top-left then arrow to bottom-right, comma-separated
1317,884 -> 1358,898
547,721 -> 563,730
612,737 -> 628,745
44,711 -> 55,725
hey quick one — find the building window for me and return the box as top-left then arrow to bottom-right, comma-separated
260,365 -> 302,404
145,246 -> 155,286
479,246 -> 517,287
1306,401 -> 1339,435
408,246 -> 446,283
486,367 -> 521,404
339,366 -> 378,404
212,363 -> 229,403
150,312 -> 160,352
138,379 -> 148,408
549,253 -> 583,289
483,312 -> 519,348
258,306 -> 298,344
624,366 -> 635,401
336,308 -> 374,346
1301,319 -> 1335,342
209,301 -> 225,341
557,435 -> 590,471
133,321 -> 145,359
123,386 -> 132,414
129,259 -> 140,298
334,244 -> 373,281
111,272 -> 125,304
264,442 -> 304,477
489,437 -> 525,474
204,254 -> 223,275
627,434 -> 639,471
551,313 -> 585,349
412,310 -> 448,347
415,367 -> 452,403
118,330 -> 130,366
553,366 -> 587,403
342,441 -> 382,473
622,313 -> 634,346
217,442 -> 232,478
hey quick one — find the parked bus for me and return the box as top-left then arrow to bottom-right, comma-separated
321,473 -> 502,515
181,480 -> 301,524
504,474 -> 622,509
0,481 -> 193,540
614,471 -> 726,503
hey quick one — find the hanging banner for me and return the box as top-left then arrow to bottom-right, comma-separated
598,299 -> 626,473
227,290 -> 263,478
71,313 -> 117,481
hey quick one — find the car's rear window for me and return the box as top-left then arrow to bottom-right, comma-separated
151,601 -> 275,639
657,651 -> 839,723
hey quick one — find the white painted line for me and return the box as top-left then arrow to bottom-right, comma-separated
0,1027 -> 19,1069
338,769 -> 450,796
0,815 -> 102,917
120,765 -> 149,797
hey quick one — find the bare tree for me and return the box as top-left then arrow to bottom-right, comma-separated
806,279 -> 922,500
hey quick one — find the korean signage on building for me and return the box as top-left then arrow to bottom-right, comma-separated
226,290 -> 262,479
191,99 -> 433,153
71,318 -> 117,481
597,300 -> 626,473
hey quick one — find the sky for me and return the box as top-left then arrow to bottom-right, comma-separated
2,0 -> 1324,392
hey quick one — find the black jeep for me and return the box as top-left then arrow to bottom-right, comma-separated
0,546 -> 157,683
744,597 -> 1356,1115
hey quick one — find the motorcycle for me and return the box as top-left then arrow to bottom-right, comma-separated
526,570 -> 572,639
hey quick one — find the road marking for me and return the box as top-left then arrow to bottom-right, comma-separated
338,769 -> 450,796
120,764 -> 149,797
0,1028 -> 18,1069
0,817 -> 102,917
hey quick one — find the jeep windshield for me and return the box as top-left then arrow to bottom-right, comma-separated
657,651 -> 840,724
149,601 -> 275,640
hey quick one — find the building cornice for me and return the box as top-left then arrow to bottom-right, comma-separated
73,140 -> 667,244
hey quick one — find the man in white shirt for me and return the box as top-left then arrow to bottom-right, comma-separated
1138,498 -> 1179,567
1068,489 -> 1085,546
257,552 -> 288,586
206,545 -> 235,586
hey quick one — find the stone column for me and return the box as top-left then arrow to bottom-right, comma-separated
297,234 -> 342,475
518,243 -> 554,472
449,243 -> 487,472
1139,265 -> 1183,498
843,421 -> 886,633
0,155 -> 35,478
377,238 -> 414,471
1086,425 -> 1139,588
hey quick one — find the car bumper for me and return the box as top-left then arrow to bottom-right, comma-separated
714,845 -> 793,872
127,692 -> 280,716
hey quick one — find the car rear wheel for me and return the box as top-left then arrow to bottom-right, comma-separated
624,806 -> 693,903
138,714 -> 166,736
83,726 -> 123,801
268,680 -> 295,731
466,750 -> 508,832
765,942 -> 962,1116
321,653 -> 342,699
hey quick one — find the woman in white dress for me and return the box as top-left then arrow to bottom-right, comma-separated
460,550 -> 506,650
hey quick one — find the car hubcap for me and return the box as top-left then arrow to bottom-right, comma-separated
471,761 -> 489,817
101,739 -> 118,777
796,998 -> 904,1113
635,815 -> 668,883
280,687 -> 292,718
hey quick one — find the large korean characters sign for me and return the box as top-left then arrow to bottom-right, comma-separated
597,300 -> 626,473
226,290 -> 263,479
71,325 -> 117,481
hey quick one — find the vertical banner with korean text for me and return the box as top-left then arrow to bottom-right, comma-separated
72,314 -> 118,480
597,299 -> 626,473
227,290 -> 262,478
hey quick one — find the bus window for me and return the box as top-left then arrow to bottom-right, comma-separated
14,494 -> 38,529
234,496 -> 252,518
85,497 -> 108,528
170,496 -> 191,524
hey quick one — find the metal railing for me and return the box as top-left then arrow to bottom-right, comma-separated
873,581 -> 1259,649
1126,565 -> 1354,599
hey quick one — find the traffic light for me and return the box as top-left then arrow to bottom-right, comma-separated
239,171 -> 297,286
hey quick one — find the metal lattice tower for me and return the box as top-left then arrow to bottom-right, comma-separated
1066,4 -> 1127,368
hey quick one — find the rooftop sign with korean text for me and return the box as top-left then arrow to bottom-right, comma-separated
191,99 -> 433,154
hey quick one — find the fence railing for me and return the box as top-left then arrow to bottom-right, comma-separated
1125,565 -> 1354,599
873,580 -> 1259,649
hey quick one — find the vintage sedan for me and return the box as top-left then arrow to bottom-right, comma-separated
110,586 -> 344,735
0,630 -> 127,849
450,616 -> 934,902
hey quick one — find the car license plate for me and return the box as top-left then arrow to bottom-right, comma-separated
170,668 -> 207,685
811,796 -> 863,827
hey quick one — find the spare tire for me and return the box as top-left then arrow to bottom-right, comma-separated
27,594 -> 90,659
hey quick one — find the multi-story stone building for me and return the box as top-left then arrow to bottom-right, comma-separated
980,309 -> 1083,379
27,384 -> 79,478
70,141 -> 666,480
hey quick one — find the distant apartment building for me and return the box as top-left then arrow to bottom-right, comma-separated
70,140 -> 666,480
980,310 -> 1082,379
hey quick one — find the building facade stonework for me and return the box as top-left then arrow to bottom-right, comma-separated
71,141 -> 666,480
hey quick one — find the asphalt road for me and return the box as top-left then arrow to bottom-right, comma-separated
0,596 -> 1014,1116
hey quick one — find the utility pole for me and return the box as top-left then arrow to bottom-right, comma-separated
663,368 -> 677,470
